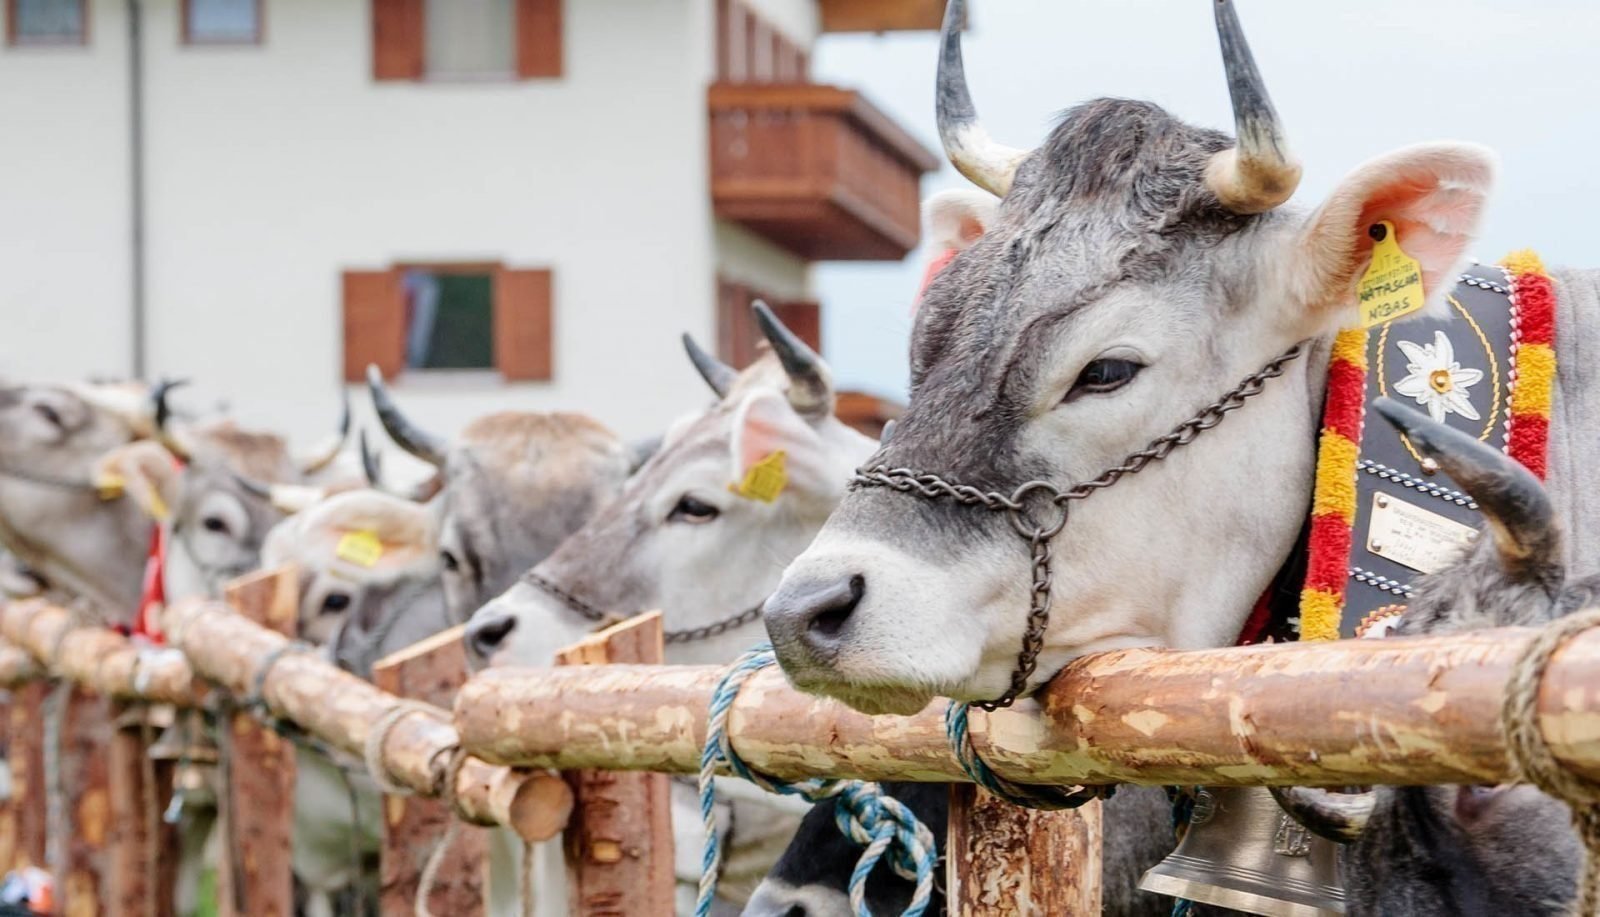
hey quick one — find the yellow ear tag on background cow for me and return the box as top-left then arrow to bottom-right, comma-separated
729,450 -> 788,503
1358,220 -> 1426,328
336,529 -> 384,568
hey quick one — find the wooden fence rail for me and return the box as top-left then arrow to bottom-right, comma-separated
455,624 -> 1600,788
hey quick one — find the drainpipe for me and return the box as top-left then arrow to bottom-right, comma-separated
127,0 -> 147,378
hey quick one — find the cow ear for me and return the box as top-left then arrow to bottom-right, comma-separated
294,491 -> 439,578
93,441 -> 181,521
1281,142 -> 1495,332
728,390 -> 845,505
924,188 -> 998,251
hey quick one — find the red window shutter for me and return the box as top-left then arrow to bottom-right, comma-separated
773,301 -> 822,354
494,268 -> 554,381
716,277 -> 758,368
516,0 -> 562,78
342,270 -> 407,382
371,0 -> 423,81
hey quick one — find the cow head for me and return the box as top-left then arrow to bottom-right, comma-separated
366,371 -> 634,623
1273,400 -> 1594,916
260,489 -> 448,677
763,0 -> 1497,714
96,382 -> 352,603
0,380 -> 159,618
463,304 -> 876,668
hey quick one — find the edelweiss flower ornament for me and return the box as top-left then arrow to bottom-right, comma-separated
1393,330 -> 1484,423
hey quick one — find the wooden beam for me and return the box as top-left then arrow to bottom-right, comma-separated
107,703 -> 179,917
159,591 -> 563,838
216,568 -> 298,917
947,788 -> 1100,915
60,687 -> 112,915
454,624 -> 1600,788
2,681 -> 47,873
818,0 -> 948,33
554,613 -> 674,917
372,627 -> 490,917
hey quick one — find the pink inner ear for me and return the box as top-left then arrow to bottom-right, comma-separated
1360,184 -> 1482,296
736,405 -> 789,477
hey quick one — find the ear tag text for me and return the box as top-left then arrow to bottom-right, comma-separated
1358,220 -> 1426,328
336,529 -> 385,568
730,450 -> 788,503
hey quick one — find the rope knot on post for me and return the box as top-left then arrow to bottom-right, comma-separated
944,701 -> 1109,811
697,644 -> 937,917
1501,608 -> 1600,916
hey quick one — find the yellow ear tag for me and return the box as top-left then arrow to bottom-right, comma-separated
336,529 -> 385,568
729,450 -> 788,504
1357,220 -> 1427,328
94,473 -> 126,502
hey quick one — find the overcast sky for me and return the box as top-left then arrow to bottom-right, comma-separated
811,0 -> 1600,400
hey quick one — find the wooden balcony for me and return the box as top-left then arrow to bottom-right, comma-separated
709,83 -> 940,261
818,0 -> 948,33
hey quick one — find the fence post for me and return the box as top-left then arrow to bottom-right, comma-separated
947,787 -> 1102,915
554,612 -> 674,916
55,685 -> 112,915
217,568 -> 298,917
107,702 -> 179,917
371,625 -> 487,916
1,681 -> 46,874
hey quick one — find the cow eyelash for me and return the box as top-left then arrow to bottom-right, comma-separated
668,495 -> 720,524
1063,358 -> 1144,402
33,403 -> 62,428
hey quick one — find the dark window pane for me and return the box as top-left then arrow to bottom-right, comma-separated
14,0 -> 84,42
404,270 -> 494,370
423,0 -> 513,77
187,0 -> 259,42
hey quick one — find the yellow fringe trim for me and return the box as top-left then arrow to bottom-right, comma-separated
1511,343 -> 1557,416
1310,432 -> 1360,520
1330,328 -> 1369,370
1298,589 -> 1343,643
1501,249 -> 1548,278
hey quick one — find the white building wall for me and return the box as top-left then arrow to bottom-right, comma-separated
0,0 -> 134,381
1,0 -> 773,448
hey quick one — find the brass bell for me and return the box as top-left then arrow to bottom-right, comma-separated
1139,786 -> 1345,916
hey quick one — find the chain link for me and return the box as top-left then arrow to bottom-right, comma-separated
524,572 -> 764,645
854,343 -> 1306,709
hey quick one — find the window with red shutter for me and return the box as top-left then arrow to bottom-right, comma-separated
493,268 -> 554,382
342,270 -> 407,382
371,0 -> 559,82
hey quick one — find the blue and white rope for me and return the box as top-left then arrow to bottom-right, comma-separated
697,644 -> 938,917
944,702 -> 1106,811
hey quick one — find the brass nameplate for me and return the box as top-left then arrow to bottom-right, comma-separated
1366,492 -> 1478,574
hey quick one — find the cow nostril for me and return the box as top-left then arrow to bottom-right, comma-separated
466,613 -> 517,660
806,574 -> 864,640
783,906 -> 806,917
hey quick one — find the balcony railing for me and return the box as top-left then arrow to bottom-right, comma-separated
709,83 -> 940,261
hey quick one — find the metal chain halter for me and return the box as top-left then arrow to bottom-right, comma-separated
524,571 -> 764,645
853,343 -> 1307,711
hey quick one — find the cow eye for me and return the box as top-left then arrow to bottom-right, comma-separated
1066,358 -> 1143,400
668,495 -> 720,524
33,403 -> 62,428
440,549 -> 460,572
202,516 -> 229,534
320,593 -> 351,615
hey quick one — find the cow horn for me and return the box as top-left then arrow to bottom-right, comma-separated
233,473 -> 326,516
1206,0 -> 1302,214
359,430 -> 384,488
297,390 -> 351,477
366,365 -> 448,468
151,378 -> 195,462
752,301 -> 832,419
682,334 -> 736,398
936,0 -> 1028,198
1270,786 -> 1374,844
1373,398 -> 1559,579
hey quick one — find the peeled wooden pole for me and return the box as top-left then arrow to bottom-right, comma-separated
0,600 -> 202,706
456,625 -> 1600,788
160,592 -> 567,840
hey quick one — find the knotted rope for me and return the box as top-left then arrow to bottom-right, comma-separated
697,644 -> 937,917
1501,608 -> 1600,916
944,702 -> 1106,810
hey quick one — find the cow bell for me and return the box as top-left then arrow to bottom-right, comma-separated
1139,786 -> 1345,916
